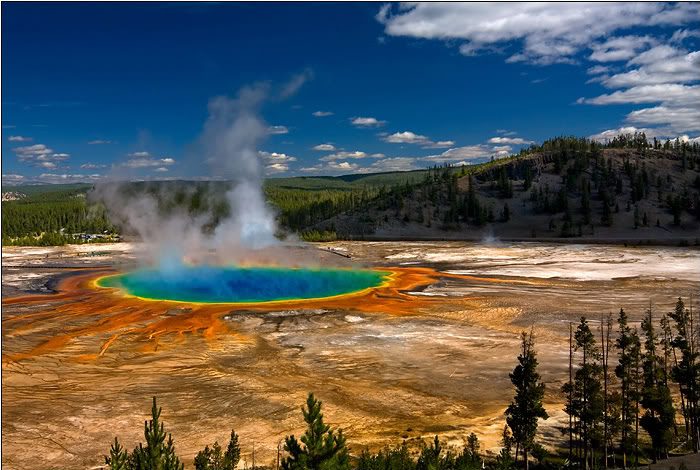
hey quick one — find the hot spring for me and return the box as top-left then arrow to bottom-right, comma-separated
96,266 -> 391,304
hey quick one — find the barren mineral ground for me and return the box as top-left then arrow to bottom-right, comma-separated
2,241 -> 699,469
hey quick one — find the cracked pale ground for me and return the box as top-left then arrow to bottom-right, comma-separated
2,242 -> 698,469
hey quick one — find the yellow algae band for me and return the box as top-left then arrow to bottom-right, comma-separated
96,266 -> 391,304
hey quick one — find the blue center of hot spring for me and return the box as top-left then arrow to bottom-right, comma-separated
97,266 -> 389,303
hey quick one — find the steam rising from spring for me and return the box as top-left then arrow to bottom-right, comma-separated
90,80 -> 305,267
202,84 -> 278,251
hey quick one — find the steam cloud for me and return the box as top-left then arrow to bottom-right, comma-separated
90,76 -> 313,268
201,84 -> 278,251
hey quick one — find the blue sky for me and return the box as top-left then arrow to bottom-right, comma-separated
2,2 -> 699,184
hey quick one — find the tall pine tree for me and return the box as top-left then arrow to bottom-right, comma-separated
282,393 -> 349,470
615,308 -> 637,469
669,297 -> 700,451
130,397 -> 184,470
563,317 -> 604,470
640,303 -> 675,462
505,330 -> 548,470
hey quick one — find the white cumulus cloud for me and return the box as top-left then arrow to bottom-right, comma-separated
12,144 -> 71,168
2,173 -> 24,182
313,143 -> 337,151
421,144 -> 512,163
258,151 -> 297,163
125,157 -> 176,168
384,131 -> 455,148
350,117 -> 387,127
488,137 -> 535,145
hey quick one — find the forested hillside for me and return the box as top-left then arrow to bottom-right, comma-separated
1,177 -> 397,245
1,187 -> 116,245
3,134 -> 699,245
314,135 -> 700,243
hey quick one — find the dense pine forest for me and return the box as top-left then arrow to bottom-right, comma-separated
1,169 -> 419,245
3,134 -> 700,245
102,296 -> 699,470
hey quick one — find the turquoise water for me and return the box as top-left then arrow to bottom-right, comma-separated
97,266 -> 389,303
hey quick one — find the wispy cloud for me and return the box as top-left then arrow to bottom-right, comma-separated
587,65 -> 611,75
423,140 -> 456,149
37,173 -> 102,183
312,111 -> 334,117
488,137 -> 535,145
578,84 -> 699,107
280,68 -> 314,99
8,136 -> 32,142
383,131 -> 454,148
313,143 -> 337,151
301,157 -> 421,175
301,161 -> 361,173
384,131 -> 430,145
125,157 -> 176,168
421,144 -> 512,163
267,125 -> 289,135
2,173 -> 24,183
350,117 -> 387,127
80,163 -> 107,169
12,144 -> 71,168
88,139 -> 112,145
319,151 -> 384,161
377,3 -> 698,65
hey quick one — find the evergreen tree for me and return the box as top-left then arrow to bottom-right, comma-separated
523,166 -> 533,191
357,442 -> 414,470
581,182 -> 591,225
640,304 -> 675,462
105,438 -> 129,470
563,317 -> 604,470
501,203 -> 511,222
453,433 -> 482,470
494,426 -> 515,470
505,331 -> 548,470
599,313 -> 615,469
130,397 -> 184,470
194,430 -> 240,470
630,328 -> 642,468
416,435 -> 449,470
669,298 -> 700,451
615,309 -> 637,469
282,393 -> 349,470
601,193 -> 613,227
